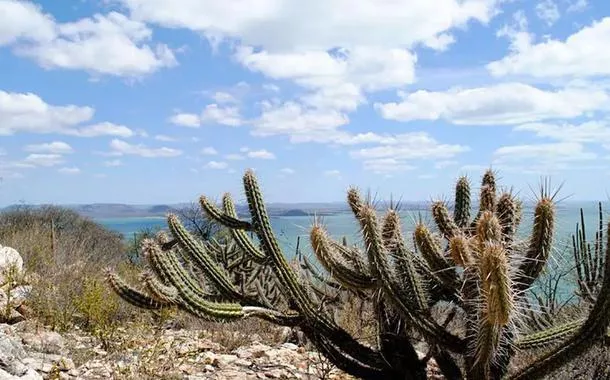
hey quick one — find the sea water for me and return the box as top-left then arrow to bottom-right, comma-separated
98,201 -> 608,258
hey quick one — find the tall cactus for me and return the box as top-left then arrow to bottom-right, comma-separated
107,168 -> 610,380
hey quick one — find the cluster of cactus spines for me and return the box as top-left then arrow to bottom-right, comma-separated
107,168 -> 610,380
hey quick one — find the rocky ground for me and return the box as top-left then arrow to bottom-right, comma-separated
0,320 -> 358,380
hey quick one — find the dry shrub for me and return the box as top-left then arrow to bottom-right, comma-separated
0,205 -> 141,332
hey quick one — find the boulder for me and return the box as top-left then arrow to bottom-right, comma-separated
0,245 -> 23,286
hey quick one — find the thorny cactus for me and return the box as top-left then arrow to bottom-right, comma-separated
106,169 -> 610,380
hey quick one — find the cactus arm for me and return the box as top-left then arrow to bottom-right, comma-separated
432,201 -> 461,240
516,197 -> 555,291
140,271 -> 179,304
221,193 -> 268,263
510,222 -> 610,380
383,210 -> 429,311
329,240 -> 369,275
310,225 -> 377,289
453,176 -> 471,228
105,270 -> 168,310
414,223 -> 459,289
515,319 -> 585,350
199,195 -> 253,230
496,192 -> 521,244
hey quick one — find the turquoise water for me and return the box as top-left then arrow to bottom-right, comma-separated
97,201 -> 608,258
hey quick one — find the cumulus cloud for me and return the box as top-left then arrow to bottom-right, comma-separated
204,161 -> 228,169
24,141 -> 73,154
109,139 -> 182,157
247,149 -> 275,159
376,83 -> 609,125
169,113 -> 200,127
200,104 -> 242,126
0,1 -> 176,77
120,0 -> 497,52
0,90 -> 134,137
488,17 -> 610,78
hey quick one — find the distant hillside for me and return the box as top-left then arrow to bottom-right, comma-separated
1,200 -> 522,219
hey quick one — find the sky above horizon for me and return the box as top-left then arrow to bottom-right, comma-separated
1,0 -> 610,206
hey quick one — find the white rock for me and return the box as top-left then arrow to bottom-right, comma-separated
0,246 -> 23,285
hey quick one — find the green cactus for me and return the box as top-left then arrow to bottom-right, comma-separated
107,168 -> 610,380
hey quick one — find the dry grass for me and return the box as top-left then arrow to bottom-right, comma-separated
0,205 -> 143,333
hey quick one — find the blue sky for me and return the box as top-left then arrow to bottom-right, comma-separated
1,0 -> 609,205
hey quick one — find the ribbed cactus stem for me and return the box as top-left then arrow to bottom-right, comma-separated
310,225 -> 376,289
105,269 -> 166,310
432,201 -> 460,240
449,234 -> 473,267
347,187 -> 364,217
518,197 -> 555,289
479,242 -> 513,327
454,176 -> 471,228
476,211 -> 502,247
199,195 -> 253,230
140,271 -> 179,304
414,223 -> 458,288
496,192 -> 521,243
473,242 -> 513,375
221,193 -> 267,263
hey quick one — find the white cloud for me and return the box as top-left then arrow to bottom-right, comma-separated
514,121 -> 610,143
376,83 -> 609,125
154,134 -> 176,141
0,90 -> 134,137
103,159 -> 123,167
239,146 -> 249,152
200,104 -> 242,126
535,0 -> 560,26
253,101 -> 349,143
363,158 -> 416,173
1,1 -> 176,77
247,149 -> 275,159
350,132 -> 469,161
488,17 -> 610,78
24,141 -> 73,154
236,46 -> 416,112
200,146 -> 218,155
280,168 -> 294,175
204,161 -> 228,169
0,0 -> 55,45
21,153 -> 64,167
58,166 -> 80,175
169,112 -> 201,127
567,0 -> 587,12
0,90 -> 92,135
71,122 -> 134,137
109,139 -> 182,157
120,0 -> 497,52
211,91 -> 237,104
493,142 -> 595,162
225,154 -> 244,160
